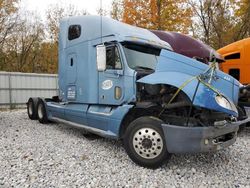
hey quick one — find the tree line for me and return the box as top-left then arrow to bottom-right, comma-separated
0,0 -> 249,74
0,0 -> 86,73
112,0 -> 250,49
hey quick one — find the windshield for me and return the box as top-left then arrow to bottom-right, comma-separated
122,43 -> 161,70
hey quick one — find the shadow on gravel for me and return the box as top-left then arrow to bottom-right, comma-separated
45,122 -> 121,144
82,133 -> 102,140
238,126 -> 250,136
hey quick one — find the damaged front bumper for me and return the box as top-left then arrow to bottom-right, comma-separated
162,117 -> 250,153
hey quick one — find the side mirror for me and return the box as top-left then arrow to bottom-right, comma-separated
96,45 -> 106,71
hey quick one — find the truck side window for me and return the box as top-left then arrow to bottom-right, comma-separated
229,68 -> 240,81
106,46 -> 122,70
225,53 -> 240,60
68,25 -> 81,40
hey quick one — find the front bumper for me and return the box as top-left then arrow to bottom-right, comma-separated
162,117 -> 250,153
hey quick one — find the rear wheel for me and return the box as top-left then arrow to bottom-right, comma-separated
37,99 -> 48,124
27,98 -> 38,120
123,116 -> 171,169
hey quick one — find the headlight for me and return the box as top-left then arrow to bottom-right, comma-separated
215,95 -> 237,112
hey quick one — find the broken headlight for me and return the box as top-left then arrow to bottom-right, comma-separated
215,95 -> 237,112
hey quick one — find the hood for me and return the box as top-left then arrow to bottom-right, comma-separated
138,50 -> 239,117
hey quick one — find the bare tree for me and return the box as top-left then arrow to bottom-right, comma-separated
234,0 -> 250,41
188,0 -> 216,45
4,12 -> 45,72
0,0 -> 19,70
111,0 -> 123,21
189,0 -> 250,49
46,3 -> 88,42
0,0 -> 19,48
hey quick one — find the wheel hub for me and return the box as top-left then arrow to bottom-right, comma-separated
141,138 -> 152,149
133,128 -> 163,159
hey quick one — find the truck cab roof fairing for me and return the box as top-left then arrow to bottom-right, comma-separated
59,16 -> 172,50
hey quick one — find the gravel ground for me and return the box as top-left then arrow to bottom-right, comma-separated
0,110 -> 249,188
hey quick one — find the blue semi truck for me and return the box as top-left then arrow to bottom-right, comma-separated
27,16 -> 249,168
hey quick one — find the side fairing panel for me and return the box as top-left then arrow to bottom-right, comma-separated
75,41 -> 99,103
46,101 -> 133,139
46,102 -> 65,119
64,104 -> 88,125
87,104 -> 134,136
59,41 -> 99,103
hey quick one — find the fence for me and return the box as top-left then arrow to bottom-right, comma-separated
0,71 -> 58,109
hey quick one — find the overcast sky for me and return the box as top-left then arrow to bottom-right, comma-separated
20,0 -> 113,18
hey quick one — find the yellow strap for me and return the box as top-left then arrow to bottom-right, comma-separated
197,77 -> 222,96
158,76 -> 197,117
167,76 -> 197,105
159,62 -> 221,117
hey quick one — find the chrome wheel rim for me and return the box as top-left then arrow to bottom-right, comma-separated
28,102 -> 33,115
133,128 -> 163,159
38,104 -> 43,119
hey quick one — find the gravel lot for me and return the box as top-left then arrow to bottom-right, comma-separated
0,110 -> 249,188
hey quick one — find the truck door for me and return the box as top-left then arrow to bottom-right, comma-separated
98,44 -> 124,105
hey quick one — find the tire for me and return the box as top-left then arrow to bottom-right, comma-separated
27,98 -> 38,120
237,106 -> 247,131
237,106 -> 247,120
123,116 -> 171,169
37,99 -> 48,124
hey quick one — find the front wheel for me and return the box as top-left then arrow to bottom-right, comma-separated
123,116 -> 171,169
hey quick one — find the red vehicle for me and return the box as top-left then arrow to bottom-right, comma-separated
151,30 -> 224,64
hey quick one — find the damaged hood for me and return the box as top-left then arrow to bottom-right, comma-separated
138,50 -> 240,117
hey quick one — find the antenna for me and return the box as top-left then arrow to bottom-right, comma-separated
100,0 -> 103,43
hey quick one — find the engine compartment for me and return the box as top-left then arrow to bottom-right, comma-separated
134,70 -> 233,127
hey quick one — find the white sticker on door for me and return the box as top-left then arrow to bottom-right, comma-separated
102,80 -> 113,90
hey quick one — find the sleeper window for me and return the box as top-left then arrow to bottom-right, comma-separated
68,25 -> 81,40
